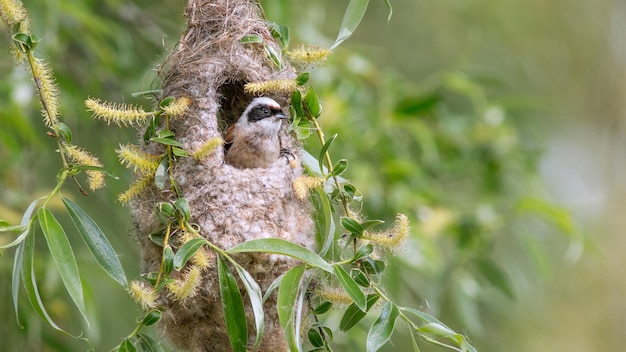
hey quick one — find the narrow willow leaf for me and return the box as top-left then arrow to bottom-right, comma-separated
141,310 -> 162,327
3,198 -> 40,250
12,240 -> 25,327
38,208 -> 88,325
330,0 -> 370,50
217,256 -> 248,352
318,134 -> 337,175
353,244 -> 374,261
173,237 -> 207,270
154,158 -> 169,190
384,0 -> 393,21
55,122 -> 72,143
417,323 -> 455,338
409,329 -> 421,352
136,333 -> 165,352
308,328 -> 324,348
340,217 -> 363,237
316,186 -> 336,257
118,338 -> 137,352
11,198 -> 41,326
229,238 -> 332,273
330,159 -> 348,176
339,293 -> 379,332
277,264 -> 306,352
150,136 -> 183,147
240,34 -> 263,44
361,219 -> 385,231
313,301 -> 332,315
333,265 -> 366,311
62,197 -> 128,287
474,257 -> 515,299
21,225 -> 65,333
296,72 -> 310,86
366,301 -> 399,352
263,273 -> 284,303
304,86 -> 321,118
265,44 -> 283,69
235,265 -> 265,349
173,198 -> 191,222
291,89 -> 304,117
163,246 -> 174,277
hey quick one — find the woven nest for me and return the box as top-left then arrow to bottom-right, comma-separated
128,0 -> 315,351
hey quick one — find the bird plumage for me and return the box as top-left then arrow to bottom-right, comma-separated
224,97 -> 288,169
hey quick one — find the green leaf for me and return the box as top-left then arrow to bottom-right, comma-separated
173,198 -> 191,222
240,34 -> 263,44
313,301 -> 332,315
55,122 -> 72,143
333,265 -> 367,311
163,246 -> 174,277
330,159 -> 348,176
263,273 -> 284,303
384,0 -> 393,21
291,90 -> 304,117
318,134 -> 337,175
351,268 -> 370,287
234,266 -> 266,349
20,225 -> 65,333
118,338 -> 137,352
361,220 -> 385,231
316,186 -> 336,257
353,244 -> 374,261
229,238 -> 332,273
173,237 -> 207,270
366,301 -> 399,352
307,328 -> 324,348
141,310 -> 162,327
154,158 -> 169,190
217,256 -> 248,352
38,207 -> 88,325
11,198 -> 41,326
304,86 -> 321,118
2,198 -> 40,250
172,147 -> 188,157
296,72 -> 310,86
136,333 -> 165,352
62,197 -> 128,287
277,264 -> 306,352
330,0 -> 370,50
339,293 -> 379,332
150,136 -> 183,147
417,323 -> 455,338
474,257 -> 515,299
341,217 -> 363,237
265,44 -> 283,69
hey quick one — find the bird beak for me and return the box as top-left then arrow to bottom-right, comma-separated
275,113 -> 288,120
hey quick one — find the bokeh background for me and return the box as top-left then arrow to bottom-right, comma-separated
1,0 -> 624,351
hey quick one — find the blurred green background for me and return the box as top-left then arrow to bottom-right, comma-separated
1,0 -> 624,351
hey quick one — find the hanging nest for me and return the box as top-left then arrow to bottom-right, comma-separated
128,0 -> 315,350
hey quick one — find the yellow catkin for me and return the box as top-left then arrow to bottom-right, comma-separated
286,45 -> 332,68
64,144 -> 105,191
317,286 -> 354,308
244,79 -> 298,95
162,96 -> 191,119
167,266 -> 202,303
190,137 -> 223,161
128,281 -> 158,310
116,144 -> 162,175
365,214 -> 410,254
0,0 -> 27,26
30,57 -> 60,127
292,176 -> 324,200
118,175 -> 152,204
85,97 -> 153,127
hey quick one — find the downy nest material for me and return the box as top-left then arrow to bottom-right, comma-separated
128,0 -> 315,351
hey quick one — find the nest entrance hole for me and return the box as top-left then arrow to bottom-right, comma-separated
216,79 -> 255,134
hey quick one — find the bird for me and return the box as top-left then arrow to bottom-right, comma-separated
224,97 -> 289,169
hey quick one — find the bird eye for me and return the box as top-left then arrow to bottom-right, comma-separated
262,107 -> 271,116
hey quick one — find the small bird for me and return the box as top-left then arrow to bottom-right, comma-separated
224,97 -> 289,169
